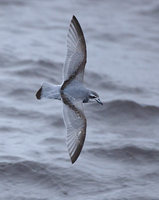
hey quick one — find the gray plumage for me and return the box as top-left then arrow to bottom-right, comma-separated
36,15 -> 102,164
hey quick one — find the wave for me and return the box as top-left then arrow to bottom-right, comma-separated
10,59 -> 62,83
85,71 -> 144,94
0,0 -> 25,6
2,196 -> 47,200
138,4 -> 159,18
87,145 -> 159,163
0,160 -> 63,187
87,99 -> 159,121
0,159 -> 98,191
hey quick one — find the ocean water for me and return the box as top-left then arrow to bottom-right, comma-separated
0,0 -> 159,199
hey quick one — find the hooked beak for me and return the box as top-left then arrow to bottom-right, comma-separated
95,98 -> 103,105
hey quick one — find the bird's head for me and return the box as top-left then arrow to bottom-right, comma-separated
88,91 -> 103,105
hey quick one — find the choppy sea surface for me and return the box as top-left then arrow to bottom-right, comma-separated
0,0 -> 159,199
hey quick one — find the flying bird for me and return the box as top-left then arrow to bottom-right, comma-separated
36,15 -> 103,164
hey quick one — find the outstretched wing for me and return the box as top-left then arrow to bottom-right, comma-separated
62,95 -> 87,164
63,15 -> 87,83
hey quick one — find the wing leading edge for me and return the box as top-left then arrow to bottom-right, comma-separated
63,15 -> 87,86
62,93 -> 87,163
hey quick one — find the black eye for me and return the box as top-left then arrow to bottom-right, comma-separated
89,95 -> 96,99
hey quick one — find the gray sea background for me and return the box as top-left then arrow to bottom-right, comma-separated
0,0 -> 159,199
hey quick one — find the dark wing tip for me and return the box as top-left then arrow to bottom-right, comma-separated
72,15 -> 77,21
70,14 -> 87,59
70,132 -> 86,164
70,144 -> 83,164
71,15 -> 83,33
36,87 -> 42,99
72,15 -> 80,28
71,158 -> 76,164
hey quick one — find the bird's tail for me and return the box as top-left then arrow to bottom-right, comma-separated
36,82 -> 61,100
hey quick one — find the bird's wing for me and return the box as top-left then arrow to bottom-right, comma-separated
62,93 -> 87,163
63,15 -> 87,84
